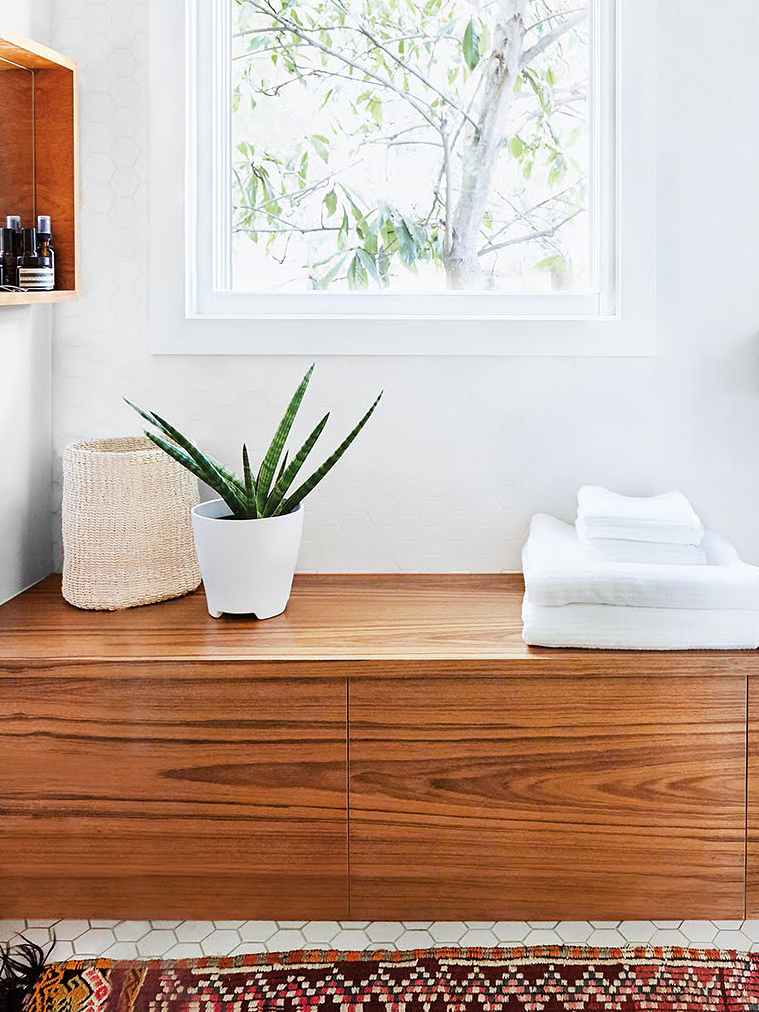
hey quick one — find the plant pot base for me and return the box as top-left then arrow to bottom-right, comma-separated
205,600 -> 288,620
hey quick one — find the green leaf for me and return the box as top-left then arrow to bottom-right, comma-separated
534,254 -> 561,271
310,133 -> 330,162
508,135 -> 524,158
124,398 -> 245,498
275,392 -> 383,516
256,364 -> 314,514
338,209 -> 350,249
324,189 -> 338,217
356,247 -> 381,285
149,410 -> 249,514
462,18 -> 480,71
144,431 -> 245,518
347,253 -> 368,289
263,413 -> 330,517
368,95 -> 383,124
242,443 -> 256,513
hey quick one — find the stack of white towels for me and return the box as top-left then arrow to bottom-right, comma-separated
522,486 -> 759,649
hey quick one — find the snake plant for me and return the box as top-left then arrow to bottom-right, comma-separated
125,366 -> 381,520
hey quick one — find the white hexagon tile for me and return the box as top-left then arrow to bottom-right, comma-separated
1,920 -> 758,961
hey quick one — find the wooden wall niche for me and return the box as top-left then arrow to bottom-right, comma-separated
0,30 -> 78,305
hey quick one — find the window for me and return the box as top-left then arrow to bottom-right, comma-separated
149,0 -> 655,353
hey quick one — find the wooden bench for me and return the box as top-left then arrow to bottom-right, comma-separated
1,574 -> 757,920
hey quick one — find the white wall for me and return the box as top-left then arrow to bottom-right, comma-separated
0,0 -> 53,604
50,0 -> 759,573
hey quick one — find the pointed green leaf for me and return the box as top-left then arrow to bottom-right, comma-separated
149,410 -> 247,513
263,413 -> 329,517
462,18 -> 480,71
347,253 -> 368,289
125,398 -> 245,495
256,364 -> 314,513
145,431 -> 242,517
275,449 -> 290,485
356,248 -> 381,285
275,392 -> 382,516
242,443 -> 256,515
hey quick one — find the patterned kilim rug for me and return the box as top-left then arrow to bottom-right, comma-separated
22,946 -> 759,1011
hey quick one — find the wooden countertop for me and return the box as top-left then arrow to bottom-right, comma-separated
0,574 -> 753,676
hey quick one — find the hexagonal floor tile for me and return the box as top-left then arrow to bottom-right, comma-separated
302,922 -> 342,944
397,930 -> 434,949
619,922 -> 655,943
587,929 -> 626,946
556,922 -> 593,944
52,920 -> 90,942
136,930 -> 177,957
459,929 -> 497,947
265,929 -> 306,952
680,921 -> 717,944
713,930 -> 750,950
104,942 -> 140,960
174,921 -> 215,943
0,920 -> 27,940
429,923 -> 465,944
164,943 -> 204,959
329,930 -> 371,950
492,923 -> 530,943
200,930 -> 242,956
72,928 -> 118,955
524,929 -> 562,946
239,922 -> 278,943
114,921 -> 151,942
650,929 -> 688,947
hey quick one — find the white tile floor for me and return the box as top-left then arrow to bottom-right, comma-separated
2,920 -> 759,962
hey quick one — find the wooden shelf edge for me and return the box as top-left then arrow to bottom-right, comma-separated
0,26 -> 76,71
0,290 -> 77,306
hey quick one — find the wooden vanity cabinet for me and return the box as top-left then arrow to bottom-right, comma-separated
0,575 -> 755,919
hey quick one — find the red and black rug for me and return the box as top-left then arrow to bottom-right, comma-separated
22,946 -> 759,1011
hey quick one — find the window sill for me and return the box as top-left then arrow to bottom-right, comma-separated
150,299 -> 656,356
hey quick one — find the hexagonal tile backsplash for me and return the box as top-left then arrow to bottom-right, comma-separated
2,920 -> 758,961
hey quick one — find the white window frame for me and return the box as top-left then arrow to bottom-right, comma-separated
149,0 -> 656,355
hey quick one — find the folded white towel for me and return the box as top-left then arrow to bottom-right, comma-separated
577,486 -> 704,545
523,514 -> 759,610
522,594 -> 759,650
579,533 -> 708,566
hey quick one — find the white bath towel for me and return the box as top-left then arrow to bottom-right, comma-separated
580,535 -> 708,566
522,594 -> 759,650
577,486 -> 704,545
523,514 -> 759,610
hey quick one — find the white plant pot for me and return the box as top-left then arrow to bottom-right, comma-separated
191,498 -> 304,619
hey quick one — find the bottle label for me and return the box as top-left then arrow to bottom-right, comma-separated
18,267 -> 54,291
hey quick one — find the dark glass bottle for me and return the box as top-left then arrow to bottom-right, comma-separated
36,215 -> 55,285
17,227 -> 55,292
0,227 -> 17,286
5,215 -> 21,257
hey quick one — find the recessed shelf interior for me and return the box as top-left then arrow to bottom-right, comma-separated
0,30 -> 77,306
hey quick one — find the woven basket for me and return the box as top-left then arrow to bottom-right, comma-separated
62,436 -> 201,610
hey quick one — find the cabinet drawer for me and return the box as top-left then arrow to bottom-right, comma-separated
349,675 -> 746,920
0,666 -> 348,918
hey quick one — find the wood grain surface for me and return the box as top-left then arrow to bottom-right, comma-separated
349,676 -> 747,919
0,576 -> 753,678
0,63 -> 35,228
34,65 -> 78,292
0,671 -> 347,918
747,677 -> 759,917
